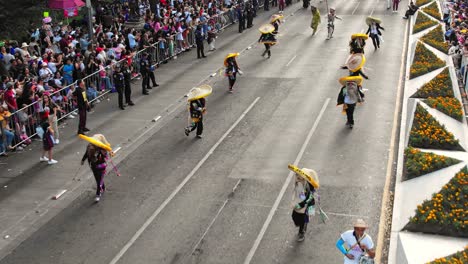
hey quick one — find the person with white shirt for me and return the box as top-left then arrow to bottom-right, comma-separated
39,63 -> 53,82
336,219 -> 375,264
366,21 -> 384,50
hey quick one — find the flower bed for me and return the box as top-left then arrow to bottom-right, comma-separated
411,68 -> 453,98
423,1 -> 442,20
416,0 -> 434,6
420,25 -> 449,54
410,42 -> 446,79
405,167 -> 468,237
426,97 -> 464,121
428,246 -> 468,263
409,104 -> 463,150
413,11 -> 439,34
404,147 -> 460,180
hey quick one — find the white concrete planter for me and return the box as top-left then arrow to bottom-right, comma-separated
388,2 -> 468,263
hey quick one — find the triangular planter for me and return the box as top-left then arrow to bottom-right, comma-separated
408,103 -> 464,151
413,11 -> 440,34
420,25 -> 449,54
410,42 -> 446,79
410,67 -> 454,98
403,147 -> 461,180
404,166 -> 468,238
422,1 -> 442,21
416,0 -> 435,7
424,97 -> 464,122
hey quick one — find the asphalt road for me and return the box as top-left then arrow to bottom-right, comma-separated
0,0 -> 406,263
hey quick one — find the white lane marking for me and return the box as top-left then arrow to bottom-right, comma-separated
109,97 -> 261,264
243,98 -> 330,264
152,115 -> 161,122
370,5 -> 376,16
352,2 -> 361,15
190,179 -> 242,256
286,55 -> 297,67
325,212 -> 370,218
113,147 -> 122,154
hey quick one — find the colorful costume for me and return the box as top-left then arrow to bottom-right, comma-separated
327,8 -> 341,39
224,53 -> 241,92
185,85 -> 212,138
80,134 -> 112,202
311,7 -> 321,35
258,23 -> 277,59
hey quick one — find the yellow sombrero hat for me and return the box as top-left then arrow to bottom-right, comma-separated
351,33 -> 369,40
345,53 -> 366,73
339,75 -> 363,86
187,84 -> 213,101
79,134 -> 112,152
224,53 -> 240,66
270,14 -> 283,23
366,16 -> 382,26
259,24 -> 275,34
288,164 -> 319,189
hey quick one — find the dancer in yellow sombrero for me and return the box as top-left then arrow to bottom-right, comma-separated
80,134 -> 113,202
366,16 -> 384,50
341,53 -> 369,79
185,85 -> 212,138
349,34 -> 367,54
337,76 -> 365,129
258,24 -> 277,59
288,164 -> 320,242
224,53 -> 242,93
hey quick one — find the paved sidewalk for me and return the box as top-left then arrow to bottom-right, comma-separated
0,6 -> 290,259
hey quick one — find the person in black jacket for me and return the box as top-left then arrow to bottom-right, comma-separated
73,79 -> 90,134
113,65 -> 125,110
366,21 -> 385,50
185,98 -> 206,138
225,56 -> 241,92
195,25 -> 206,59
140,52 -> 150,95
122,63 -> 134,106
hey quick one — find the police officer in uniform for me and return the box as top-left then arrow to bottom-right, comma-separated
122,63 -> 134,106
113,65 -> 125,110
140,53 -> 150,95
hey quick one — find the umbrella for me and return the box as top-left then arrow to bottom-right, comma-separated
78,134 -> 112,152
48,0 -> 85,9
339,76 -> 363,86
345,53 -> 366,73
288,164 -> 320,189
366,16 -> 382,26
259,24 -> 275,34
187,84 -> 213,101
351,33 -> 369,40
224,53 -> 240,66
270,14 -> 283,23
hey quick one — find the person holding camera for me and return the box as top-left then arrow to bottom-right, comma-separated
336,219 -> 375,264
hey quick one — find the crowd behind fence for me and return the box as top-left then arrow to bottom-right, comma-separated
0,7 -> 242,153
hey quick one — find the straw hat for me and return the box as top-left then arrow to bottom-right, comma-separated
339,75 -> 363,86
354,219 -> 368,228
270,14 -> 283,23
345,53 -> 366,73
288,164 -> 319,189
259,24 -> 275,34
224,53 -> 239,66
21,42 -> 29,49
366,16 -> 382,26
78,134 -> 112,152
187,84 -> 213,101
351,33 -> 368,40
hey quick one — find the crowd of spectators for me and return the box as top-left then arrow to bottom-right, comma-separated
0,0 -> 280,157
442,0 -> 468,87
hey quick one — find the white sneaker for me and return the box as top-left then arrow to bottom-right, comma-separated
48,159 -> 58,165
95,196 -> 101,202
40,156 -> 49,162
55,139 -> 60,144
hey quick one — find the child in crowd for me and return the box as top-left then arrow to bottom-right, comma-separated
40,122 -> 58,165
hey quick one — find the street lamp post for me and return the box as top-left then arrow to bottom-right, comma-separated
86,0 -> 93,40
